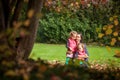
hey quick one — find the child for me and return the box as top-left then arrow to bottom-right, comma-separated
65,31 -> 77,65
77,43 -> 88,60
75,33 -> 89,67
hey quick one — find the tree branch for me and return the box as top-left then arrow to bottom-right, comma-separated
10,0 -> 24,27
1,0 -> 10,28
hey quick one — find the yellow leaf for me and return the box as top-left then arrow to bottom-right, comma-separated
36,13 -> 43,18
113,31 -> 118,36
0,45 -> 7,52
96,28 -> 101,32
2,61 -> 15,67
106,46 -> 111,52
114,19 -> 119,26
113,15 -> 118,19
118,37 -> 120,41
75,2 -> 79,5
5,70 -> 16,76
23,74 -> 29,80
110,41 -> 115,46
109,17 -> 113,21
70,3 -> 74,7
105,28 -> 112,35
24,0 -> 29,3
36,73 -> 44,79
103,25 -> 107,31
27,9 -> 34,18
100,44 -> 104,46
98,33 -> 104,38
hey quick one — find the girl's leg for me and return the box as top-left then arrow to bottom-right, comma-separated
79,61 -> 83,64
65,57 -> 70,65
79,60 -> 89,68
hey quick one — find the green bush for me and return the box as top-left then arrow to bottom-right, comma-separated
37,11 -> 102,44
37,12 -> 82,43
36,0 -> 119,44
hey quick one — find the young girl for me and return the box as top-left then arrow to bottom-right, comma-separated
65,31 -> 77,65
77,43 -> 88,60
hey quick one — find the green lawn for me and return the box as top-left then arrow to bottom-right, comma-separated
30,43 -> 120,65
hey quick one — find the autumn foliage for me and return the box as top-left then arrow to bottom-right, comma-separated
98,15 -> 120,57
44,0 -> 108,12
0,59 -> 120,80
0,0 -> 120,80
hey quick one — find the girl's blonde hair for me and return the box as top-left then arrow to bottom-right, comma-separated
69,31 -> 77,36
77,43 -> 84,50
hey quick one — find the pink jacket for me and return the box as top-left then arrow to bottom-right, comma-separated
66,38 -> 77,58
77,50 -> 86,56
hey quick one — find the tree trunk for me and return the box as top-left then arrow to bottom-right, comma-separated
17,0 -> 43,60
0,0 -> 16,61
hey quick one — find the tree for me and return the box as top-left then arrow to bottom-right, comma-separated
0,0 -> 43,60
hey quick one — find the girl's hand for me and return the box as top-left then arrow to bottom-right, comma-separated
66,50 -> 73,54
78,57 -> 84,60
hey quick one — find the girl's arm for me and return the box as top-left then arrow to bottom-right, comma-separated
66,40 -> 73,54
66,39 -> 73,51
84,44 -> 89,56
84,44 -> 89,61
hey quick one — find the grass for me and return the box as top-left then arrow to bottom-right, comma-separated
30,43 -> 120,66
30,43 -> 66,61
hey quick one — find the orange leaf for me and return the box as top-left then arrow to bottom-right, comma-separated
111,38 -> 117,43
110,41 -> 115,46
108,24 -> 113,29
115,50 -> 120,55
114,19 -> 119,26
110,38 -> 116,46
114,50 -> 120,57
13,21 -> 22,28
27,9 -> 34,18
113,31 -> 118,36
24,19 -> 30,26
39,65 -> 47,72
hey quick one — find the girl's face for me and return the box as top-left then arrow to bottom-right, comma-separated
71,33 -> 77,40
76,34 -> 81,41
78,44 -> 83,51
